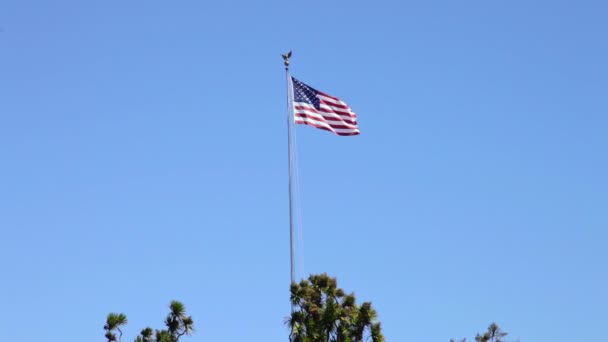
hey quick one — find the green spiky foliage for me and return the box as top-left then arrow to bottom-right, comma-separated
451,322 -> 509,342
104,301 -> 194,342
164,300 -> 195,340
475,323 -> 508,342
104,313 -> 128,342
288,273 -> 385,342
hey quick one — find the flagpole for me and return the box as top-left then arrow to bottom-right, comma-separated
283,51 -> 295,285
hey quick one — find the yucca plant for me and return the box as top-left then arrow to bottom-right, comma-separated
451,322 -> 509,342
104,313 -> 127,342
288,273 -> 385,342
104,301 -> 194,342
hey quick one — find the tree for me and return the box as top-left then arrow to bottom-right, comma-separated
104,313 -> 128,342
104,300 -> 194,342
288,273 -> 385,342
450,322 -> 509,342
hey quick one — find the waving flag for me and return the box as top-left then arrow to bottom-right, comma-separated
291,77 -> 360,136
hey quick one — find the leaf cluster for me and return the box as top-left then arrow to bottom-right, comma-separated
450,322 -> 509,342
104,313 -> 127,342
104,300 -> 194,342
288,273 -> 384,342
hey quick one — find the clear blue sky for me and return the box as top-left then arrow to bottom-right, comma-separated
1,1 -> 606,341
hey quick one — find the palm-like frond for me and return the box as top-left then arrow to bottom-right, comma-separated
106,313 -> 128,330
169,301 -> 186,318
287,274 -> 384,342
104,301 -> 195,342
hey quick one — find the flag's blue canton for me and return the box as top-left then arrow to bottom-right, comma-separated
292,77 -> 321,110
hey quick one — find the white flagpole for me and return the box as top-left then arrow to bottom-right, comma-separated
283,51 -> 295,285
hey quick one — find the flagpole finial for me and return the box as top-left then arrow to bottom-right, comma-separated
282,50 -> 292,70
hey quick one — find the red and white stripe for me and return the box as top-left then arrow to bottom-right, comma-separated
293,92 -> 360,136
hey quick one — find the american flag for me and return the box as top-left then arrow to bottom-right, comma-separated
291,77 -> 360,136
